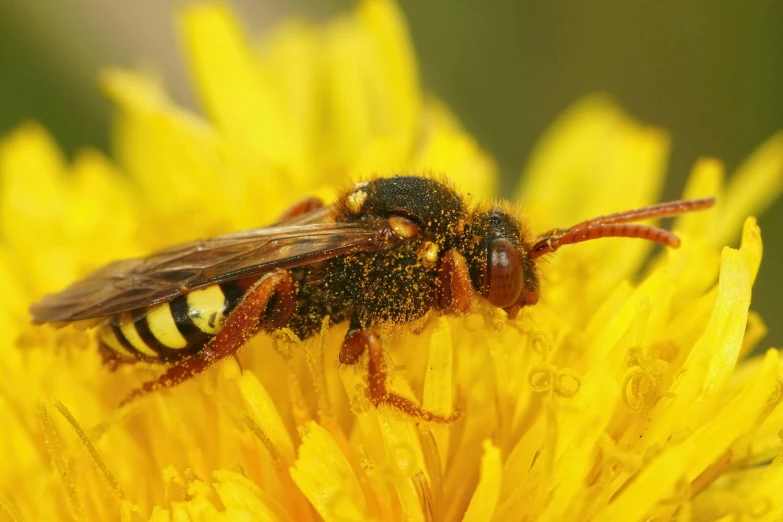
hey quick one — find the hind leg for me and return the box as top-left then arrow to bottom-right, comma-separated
122,270 -> 296,404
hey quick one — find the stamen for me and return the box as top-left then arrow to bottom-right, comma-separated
37,402 -> 86,522
689,449 -> 733,498
766,378 -> 783,405
529,364 -> 555,393
553,370 -> 581,398
412,471 -> 435,522
622,368 -> 654,412
271,331 -> 311,423
239,412 -> 282,464
660,477 -> 691,506
280,327 -> 331,420
418,430 -> 444,522
0,491 -> 25,522
52,400 -> 126,501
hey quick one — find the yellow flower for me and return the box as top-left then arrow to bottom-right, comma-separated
1,1 -> 782,521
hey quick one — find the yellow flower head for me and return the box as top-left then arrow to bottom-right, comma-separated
2,2 -> 783,521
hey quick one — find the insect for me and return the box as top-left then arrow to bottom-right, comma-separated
30,176 -> 714,422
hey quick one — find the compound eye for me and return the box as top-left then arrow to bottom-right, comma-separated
483,238 -> 524,308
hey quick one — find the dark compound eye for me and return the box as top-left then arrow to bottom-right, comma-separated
482,238 -> 524,308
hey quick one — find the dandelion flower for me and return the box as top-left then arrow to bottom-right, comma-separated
1,2 -> 783,521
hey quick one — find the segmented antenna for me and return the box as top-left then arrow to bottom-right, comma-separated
529,197 -> 715,259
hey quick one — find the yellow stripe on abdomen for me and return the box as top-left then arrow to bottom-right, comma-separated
118,313 -> 160,358
186,285 -> 229,335
96,282 -> 241,364
98,325 -> 136,358
146,302 -> 188,349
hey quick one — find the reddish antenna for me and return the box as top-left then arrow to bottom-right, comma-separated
529,197 -> 715,259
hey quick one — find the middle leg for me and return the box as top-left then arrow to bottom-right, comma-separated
341,327 -> 460,423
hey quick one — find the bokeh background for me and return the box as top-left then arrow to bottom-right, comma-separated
1,0 -> 781,345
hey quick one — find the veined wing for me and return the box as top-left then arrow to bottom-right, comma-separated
30,217 -> 391,322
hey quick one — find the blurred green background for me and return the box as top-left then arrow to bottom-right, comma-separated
1,0 -> 781,346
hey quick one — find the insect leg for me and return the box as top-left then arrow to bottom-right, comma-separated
436,249 -> 472,315
273,197 -> 324,224
340,328 -> 461,423
97,342 -> 129,371
122,270 -> 296,404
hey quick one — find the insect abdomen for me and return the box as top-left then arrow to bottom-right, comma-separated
98,280 -> 249,363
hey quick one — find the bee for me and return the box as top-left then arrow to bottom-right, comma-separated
30,176 -> 714,422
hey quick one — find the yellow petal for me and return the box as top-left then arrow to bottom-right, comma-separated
597,350 -> 780,522
646,219 -> 758,446
713,131 -> 783,245
541,374 -> 617,521
102,68 -> 286,237
422,317 -> 454,470
322,17 -> 377,170
676,157 -> 724,239
212,469 -> 295,522
0,125 -> 74,294
515,95 -> 668,231
412,101 -> 497,200
516,95 -> 671,311
290,422 -> 367,522
356,0 -> 421,156
257,21 -> 321,180
375,408 -> 428,521
461,440 -> 502,522
0,124 -> 66,241
177,3 -> 292,166
237,371 -> 296,464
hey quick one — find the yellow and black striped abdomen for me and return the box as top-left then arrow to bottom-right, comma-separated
98,280 -> 248,363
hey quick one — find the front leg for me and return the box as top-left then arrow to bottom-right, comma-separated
122,270 -> 296,404
436,249 -> 473,315
340,325 -> 460,423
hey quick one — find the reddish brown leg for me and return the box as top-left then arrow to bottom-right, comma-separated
122,271 -> 296,404
341,328 -> 460,423
274,197 -> 325,225
436,249 -> 473,316
98,343 -> 128,371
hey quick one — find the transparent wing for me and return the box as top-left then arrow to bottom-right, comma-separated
31,213 -> 389,322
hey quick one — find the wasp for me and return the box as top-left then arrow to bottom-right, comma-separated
30,176 -> 714,422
